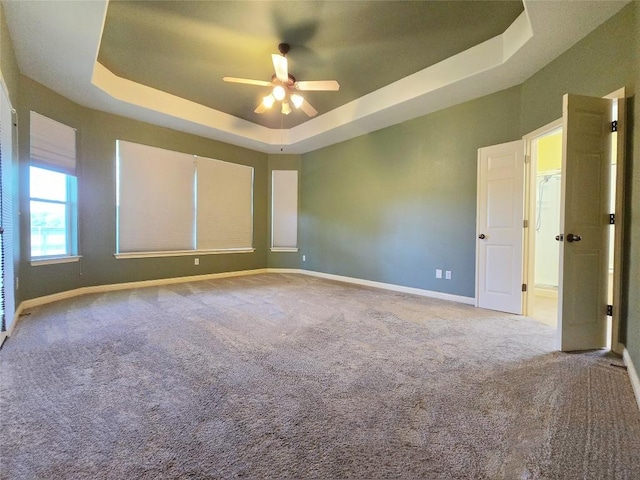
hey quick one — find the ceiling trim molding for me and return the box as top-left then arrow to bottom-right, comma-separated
4,0 -> 630,154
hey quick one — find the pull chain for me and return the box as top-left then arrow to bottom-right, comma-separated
280,113 -> 284,152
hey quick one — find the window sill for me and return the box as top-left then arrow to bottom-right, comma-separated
114,248 -> 255,260
270,247 -> 299,253
31,255 -> 82,266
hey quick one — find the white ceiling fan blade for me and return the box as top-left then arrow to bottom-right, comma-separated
272,54 -> 288,83
223,77 -> 272,87
295,80 -> 340,91
300,99 -> 318,118
254,102 -> 269,114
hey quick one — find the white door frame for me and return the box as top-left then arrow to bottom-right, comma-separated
522,88 -> 626,354
605,88 -> 627,355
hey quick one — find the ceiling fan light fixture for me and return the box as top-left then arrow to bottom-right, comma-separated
262,94 -> 275,109
291,93 -> 304,109
224,44 -> 338,119
273,85 -> 286,101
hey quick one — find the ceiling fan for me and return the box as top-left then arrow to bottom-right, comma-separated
223,43 -> 339,118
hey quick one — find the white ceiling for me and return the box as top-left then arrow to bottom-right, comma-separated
2,0 -> 630,154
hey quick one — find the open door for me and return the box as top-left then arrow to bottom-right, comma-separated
476,140 -> 525,314
558,94 -> 613,351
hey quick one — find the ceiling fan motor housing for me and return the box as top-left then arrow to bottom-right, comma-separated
278,43 -> 291,56
271,73 -> 296,86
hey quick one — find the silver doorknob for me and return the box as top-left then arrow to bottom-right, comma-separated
478,234 -> 486,239
566,233 -> 582,242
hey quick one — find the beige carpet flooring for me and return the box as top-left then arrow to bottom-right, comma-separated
1,273 -> 639,479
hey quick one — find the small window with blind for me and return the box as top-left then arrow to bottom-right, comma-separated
115,140 -> 254,258
29,112 -> 78,261
271,170 -> 298,252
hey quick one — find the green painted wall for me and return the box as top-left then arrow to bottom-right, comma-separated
301,86 -> 522,297
299,3 -> 640,368
0,4 -> 19,105
520,5 -> 637,137
18,76 -> 268,300
267,154 -> 302,269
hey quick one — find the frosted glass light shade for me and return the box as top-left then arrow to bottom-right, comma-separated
291,94 -> 304,109
262,94 -> 275,108
273,85 -> 286,101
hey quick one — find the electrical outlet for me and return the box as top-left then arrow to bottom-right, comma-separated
194,258 -> 199,266
436,269 -> 442,279
445,270 -> 452,280
302,255 -> 306,262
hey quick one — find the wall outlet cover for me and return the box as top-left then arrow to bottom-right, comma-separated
436,269 -> 442,279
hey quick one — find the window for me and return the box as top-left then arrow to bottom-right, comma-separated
29,167 -> 77,257
196,157 -> 253,250
117,141 -> 195,253
271,170 -> 298,251
29,112 -> 78,260
116,140 -> 254,257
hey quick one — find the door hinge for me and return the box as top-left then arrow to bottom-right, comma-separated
522,283 -> 527,292
609,213 -> 615,225
611,120 -> 618,132
523,219 -> 528,228
525,155 -> 531,164
607,305 -> 613,316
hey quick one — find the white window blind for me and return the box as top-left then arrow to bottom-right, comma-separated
117,141 -> 254,256
117,141 -> 195,253
197,157 -> 253,250
30,111 -> 76,175
1,85 -> 15,332
271,170 -> 298,249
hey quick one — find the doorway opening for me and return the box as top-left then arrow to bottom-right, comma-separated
530,127 -> 562,328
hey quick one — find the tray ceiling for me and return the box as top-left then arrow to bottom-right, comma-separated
98,1 -> 524,129
2,1 -> 630,153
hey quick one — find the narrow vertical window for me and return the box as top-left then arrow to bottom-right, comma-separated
29,112 -> 78,259
271,170 -> 298,251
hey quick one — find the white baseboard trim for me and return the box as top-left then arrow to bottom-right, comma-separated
623,348 -> 640,412
7,269 -> 270,337
284,269 -> 475,305
534,287 -> 558,299
6,267 -> 474,338
3,304 -> 23,341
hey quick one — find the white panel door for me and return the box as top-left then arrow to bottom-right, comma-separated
558,94 -> 612,351
476,140 -> 525,314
